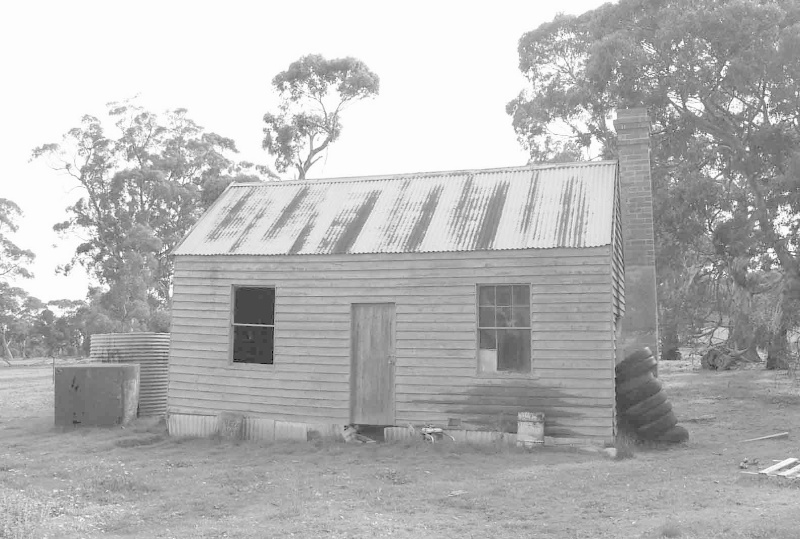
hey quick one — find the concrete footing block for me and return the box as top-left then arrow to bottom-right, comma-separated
464,430 -> 512,445
217,412 -> 244,440
275,421 -> 309,441
167,414 -> 217,437
243,417 -> 275,441
448,429 -> 468,443
384,426 -> 415,442
308,423 -> 345,442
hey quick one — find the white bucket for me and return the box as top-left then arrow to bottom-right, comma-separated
517,411 -> 545,447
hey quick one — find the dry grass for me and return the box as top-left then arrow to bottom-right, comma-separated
657,520 -> 683,538
0,488 -> 52,539
1,358 -> 800,538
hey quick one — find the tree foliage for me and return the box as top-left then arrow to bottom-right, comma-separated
0,198 -> 35,280
0,283 -> 43,362
263,54 -> 380,180
509,0 -> 800,364
32,101 -> 266,331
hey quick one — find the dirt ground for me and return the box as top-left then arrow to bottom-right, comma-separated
1,358 -> 799,539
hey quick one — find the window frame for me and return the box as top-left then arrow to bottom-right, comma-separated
476,283 -> 532,375
229,285 -> 276,367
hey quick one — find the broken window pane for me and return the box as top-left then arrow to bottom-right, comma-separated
478,348 -> 498,373
497,329 -> 531,373
234,287 -> 275,325
476,284 -> 531,374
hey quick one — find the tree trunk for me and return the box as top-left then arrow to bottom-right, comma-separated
766,327 -> 789,370
726,273 -> 769,363
660,319 -> 682,361
766,277 -> 796,370
1,328 -> 13,366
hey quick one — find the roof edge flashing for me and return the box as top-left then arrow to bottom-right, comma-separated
228,160 -> 618,188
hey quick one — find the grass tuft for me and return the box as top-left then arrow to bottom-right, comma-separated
610,434 -> 636,460
80,472 -> 157,505
658,520 -> 683,537
0,488 -> 51,539
114,434 -> 165,448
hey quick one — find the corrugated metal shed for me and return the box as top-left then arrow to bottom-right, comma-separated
173,162 -> 618,256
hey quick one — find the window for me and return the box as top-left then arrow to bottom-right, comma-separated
478,284 -> 531,373
232,287 -> 275,364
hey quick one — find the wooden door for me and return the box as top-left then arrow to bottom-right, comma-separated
351,303 -> 396,425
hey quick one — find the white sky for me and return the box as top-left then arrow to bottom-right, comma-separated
0,0 -> 607,303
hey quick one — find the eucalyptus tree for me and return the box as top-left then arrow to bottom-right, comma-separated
509,0 -> 800,365
32,101 -> 265,330
263,54 -> 380,180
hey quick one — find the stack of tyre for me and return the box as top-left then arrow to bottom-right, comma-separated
616,348 -> 689,443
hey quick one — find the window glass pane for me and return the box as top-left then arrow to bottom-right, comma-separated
497,329 -> 531,373
479,329 -> 496,350
512,285 -> 529,306
234,287 -> 275,325
478,307 -> 495,328
233,326 -> 274,364
478,286 -> 495,306
496,306 -> 512,328
512,305 -> 530,328
495,285 -> 512,306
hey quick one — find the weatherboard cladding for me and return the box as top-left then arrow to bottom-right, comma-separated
173,162 -> 617,256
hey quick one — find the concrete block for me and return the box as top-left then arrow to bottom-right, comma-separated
216,412 -> 244,440
55,364 -> 139,427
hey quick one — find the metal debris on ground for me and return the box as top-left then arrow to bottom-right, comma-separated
741,457 -> 800,479
741,432 -> 789,443
408,424 -> 456,443
739,457 -> 759,469
420,426 -> 455,443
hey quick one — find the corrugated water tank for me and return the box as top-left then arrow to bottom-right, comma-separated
90,332 -> 170,417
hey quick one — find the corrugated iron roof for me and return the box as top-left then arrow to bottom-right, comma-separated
173,162 -> 618,256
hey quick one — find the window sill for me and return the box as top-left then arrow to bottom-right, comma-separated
228,362 -> 276,372
477,370 -> 540,380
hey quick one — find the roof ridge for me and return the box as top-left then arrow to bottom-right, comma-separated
230,161 -> 618,188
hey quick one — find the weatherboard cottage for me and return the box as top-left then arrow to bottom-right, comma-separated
166,108 -> 658,443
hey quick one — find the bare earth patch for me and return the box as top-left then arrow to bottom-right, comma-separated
1,359 -> 799,538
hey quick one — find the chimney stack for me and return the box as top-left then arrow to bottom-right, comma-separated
614,108 -> 659,362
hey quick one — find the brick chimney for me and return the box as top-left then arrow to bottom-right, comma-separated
614,108 -> 659,363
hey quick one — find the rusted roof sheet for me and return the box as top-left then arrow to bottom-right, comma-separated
173,162 -> 618,256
